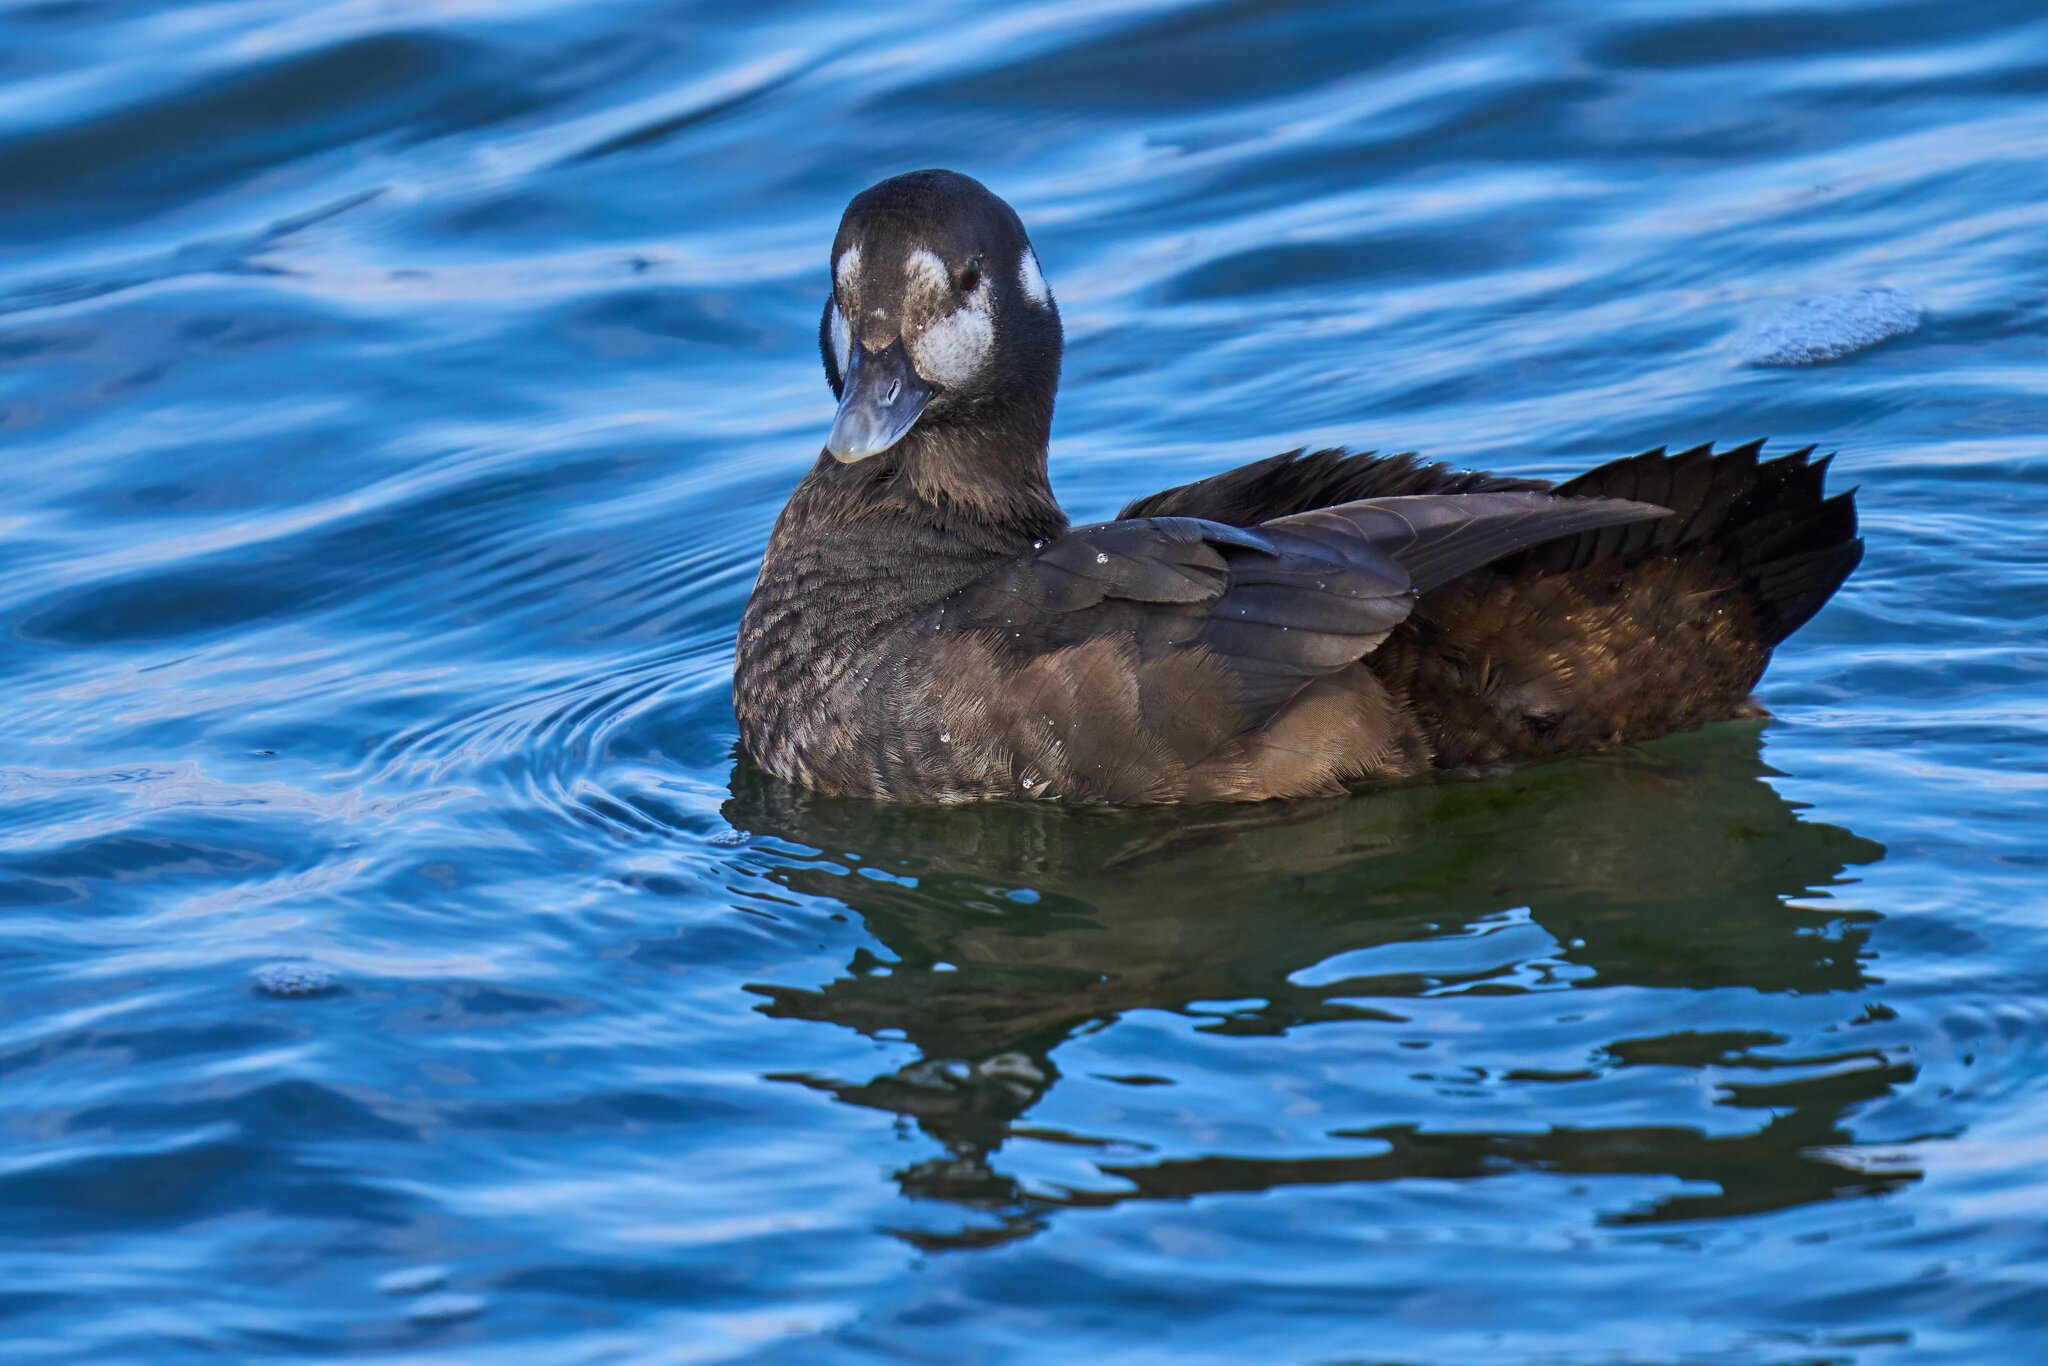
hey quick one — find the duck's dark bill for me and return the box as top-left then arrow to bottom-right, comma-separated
826,341 -> 936,462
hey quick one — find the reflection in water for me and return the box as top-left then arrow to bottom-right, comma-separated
724,724 -> 1899,1250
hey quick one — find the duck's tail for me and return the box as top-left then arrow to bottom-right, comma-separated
1376,441 -> 1862,768
1518,440 -> 1863,649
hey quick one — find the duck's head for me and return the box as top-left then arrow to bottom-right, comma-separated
820,170 -> 1062,464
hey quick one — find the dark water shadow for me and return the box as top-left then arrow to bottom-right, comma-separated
723,723 -> 1900,1251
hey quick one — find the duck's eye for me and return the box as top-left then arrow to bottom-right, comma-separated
957,258 -> 982,294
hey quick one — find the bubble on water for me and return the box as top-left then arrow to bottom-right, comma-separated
1739,287 -> 1920,366
937,731 -> 952,743
706,828 -> 748,847
406,1293 -> 486,1325
1094,551 -> 1109,564
253,962 -> 337,997
378,1265 -> 448,1297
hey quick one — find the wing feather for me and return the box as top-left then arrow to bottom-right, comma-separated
937,491 -> 1667,737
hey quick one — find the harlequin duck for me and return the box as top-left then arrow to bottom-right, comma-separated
734,170 -> 1861,804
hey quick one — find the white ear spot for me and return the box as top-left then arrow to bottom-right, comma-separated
828,300 -> 852,374
905,248 -> 950,296
834,245 -> 861,294
909,274 -> 994,387
1018,246 -> 1049,306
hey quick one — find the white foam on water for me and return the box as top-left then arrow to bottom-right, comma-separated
1739,287 -> 1920,366
252,962 -> 337,997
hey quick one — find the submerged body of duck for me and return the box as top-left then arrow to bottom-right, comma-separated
734,170 -> 1861,805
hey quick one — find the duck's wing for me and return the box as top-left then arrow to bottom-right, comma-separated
944,492 -> 1666,726
1117,449 -> 1548,526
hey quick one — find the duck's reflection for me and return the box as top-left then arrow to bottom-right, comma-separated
724,723 -> 1900,1249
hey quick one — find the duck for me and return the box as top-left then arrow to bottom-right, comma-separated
734,169 -> 1862,805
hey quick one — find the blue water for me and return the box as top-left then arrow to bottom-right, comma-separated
4,0 -> 2046,1360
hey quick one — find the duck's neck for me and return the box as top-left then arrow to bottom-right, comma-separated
890,394 -> 1062,530
771,412 -> 1067,602
737,417 -> 1068,717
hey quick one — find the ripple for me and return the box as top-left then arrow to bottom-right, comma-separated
0,33 -> 517,243
0,190 -> 380,321
404,1292 -> 486,1326
377,1265 -> 449,1297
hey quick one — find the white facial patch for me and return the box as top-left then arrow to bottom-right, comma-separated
827,300 -> 852,375
909,272 -> 994,387
1018,246 -> 1049,306
834,244 -> 861,295
904,248 -> 950,296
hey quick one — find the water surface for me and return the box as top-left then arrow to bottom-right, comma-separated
4,0 -> 2047,1361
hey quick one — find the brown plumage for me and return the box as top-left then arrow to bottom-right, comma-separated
733,172 -> 1863,805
